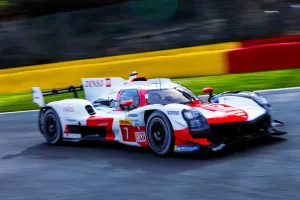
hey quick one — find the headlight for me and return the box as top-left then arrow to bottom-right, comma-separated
182,109 -> 212,138
182,109 -> 201,120
182,109 -> 208,129
189,119 -> 202,128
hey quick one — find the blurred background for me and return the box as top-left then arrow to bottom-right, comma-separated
0,0 -> 299,69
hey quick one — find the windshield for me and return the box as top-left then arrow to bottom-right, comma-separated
146,87 -> 198,105
176,85 -> 198,100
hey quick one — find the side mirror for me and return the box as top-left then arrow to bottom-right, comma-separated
202,87 -> 214,94
202,87 -> 214,102
120,100 -> 134,110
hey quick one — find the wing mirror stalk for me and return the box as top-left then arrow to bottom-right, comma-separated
120,100 -> 134,110
202,87 -> 214,102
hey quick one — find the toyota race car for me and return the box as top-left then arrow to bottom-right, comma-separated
32,71 -> 286,156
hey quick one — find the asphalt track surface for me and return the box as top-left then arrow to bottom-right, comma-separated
0,89 -> 300,200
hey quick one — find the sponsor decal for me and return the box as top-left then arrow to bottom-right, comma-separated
85,80 -> 104,87
105,78 -> 111,87
131,119 -> 139,123
120,119 -> 132,126
108,90 -> 118,95
128,114 -> 138,118
167,111 -> 179,115
99,122 -> 108,126
211,143 -> 226,151
135,132 -> 146,142
63,106 -> 75,112
223,97 -> 234,101
63,133 -> 82,139
174,145 -> 200,152
131,119 -> 140,129
135,122 -> 140,130
65,119 -> 76,122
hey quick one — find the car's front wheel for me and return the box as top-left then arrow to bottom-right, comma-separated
146,111 -> 174,156
40,108 -> 63,145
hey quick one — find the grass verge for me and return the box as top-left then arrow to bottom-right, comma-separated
0,69 -> 300,113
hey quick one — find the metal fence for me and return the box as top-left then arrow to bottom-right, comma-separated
0,0 -> 299,69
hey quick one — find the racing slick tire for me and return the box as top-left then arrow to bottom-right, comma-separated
146,110 -> 175,157
40,108 -> 63,145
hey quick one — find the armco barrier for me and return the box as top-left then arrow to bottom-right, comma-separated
241,34 -> 300,48
0,50 -> 228,93
227,42 -> 300,74
0,42 -> 240,75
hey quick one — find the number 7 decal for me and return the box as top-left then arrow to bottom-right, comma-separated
121,126 -> 136,142
119,119 -> 147,143
123,127 -> 129,140
120,119 -> 133,142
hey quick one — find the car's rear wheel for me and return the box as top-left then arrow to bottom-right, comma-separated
146,111 -> 174,156
40,108 -> 63,145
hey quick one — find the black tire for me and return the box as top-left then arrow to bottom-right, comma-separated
40,108 -> 63,145
146,110 -> 174,156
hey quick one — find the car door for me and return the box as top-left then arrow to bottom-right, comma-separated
117,89 -> 147,146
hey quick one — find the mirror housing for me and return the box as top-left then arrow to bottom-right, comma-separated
202,87 -> 214,102
120,100 -> 134,110
202,87 -> 214,94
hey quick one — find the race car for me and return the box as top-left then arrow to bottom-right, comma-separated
31,71 -> 286,156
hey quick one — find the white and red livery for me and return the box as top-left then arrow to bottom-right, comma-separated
32,72 -> 286,156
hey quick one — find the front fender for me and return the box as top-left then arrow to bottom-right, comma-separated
210,91 -> 277,122
211,91 -> 270,108
159,104 -> 190,130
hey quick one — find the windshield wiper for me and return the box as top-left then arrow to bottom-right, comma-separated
174,87 -> 195,102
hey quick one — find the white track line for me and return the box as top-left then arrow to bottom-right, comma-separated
1,86 -> 299,115
0,110 -> 39,115
256,86 -> 300,93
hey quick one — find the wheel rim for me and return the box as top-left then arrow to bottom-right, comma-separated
148,118 -> 169,153
44,113 -> 58,140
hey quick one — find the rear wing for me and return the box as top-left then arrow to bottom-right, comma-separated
31,74 -> 171,107
32,77 -> 126,107
81,77 -> 125,102
32,85 -> 83,107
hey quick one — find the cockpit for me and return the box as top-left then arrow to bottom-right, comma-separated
146,86 -> 199,105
